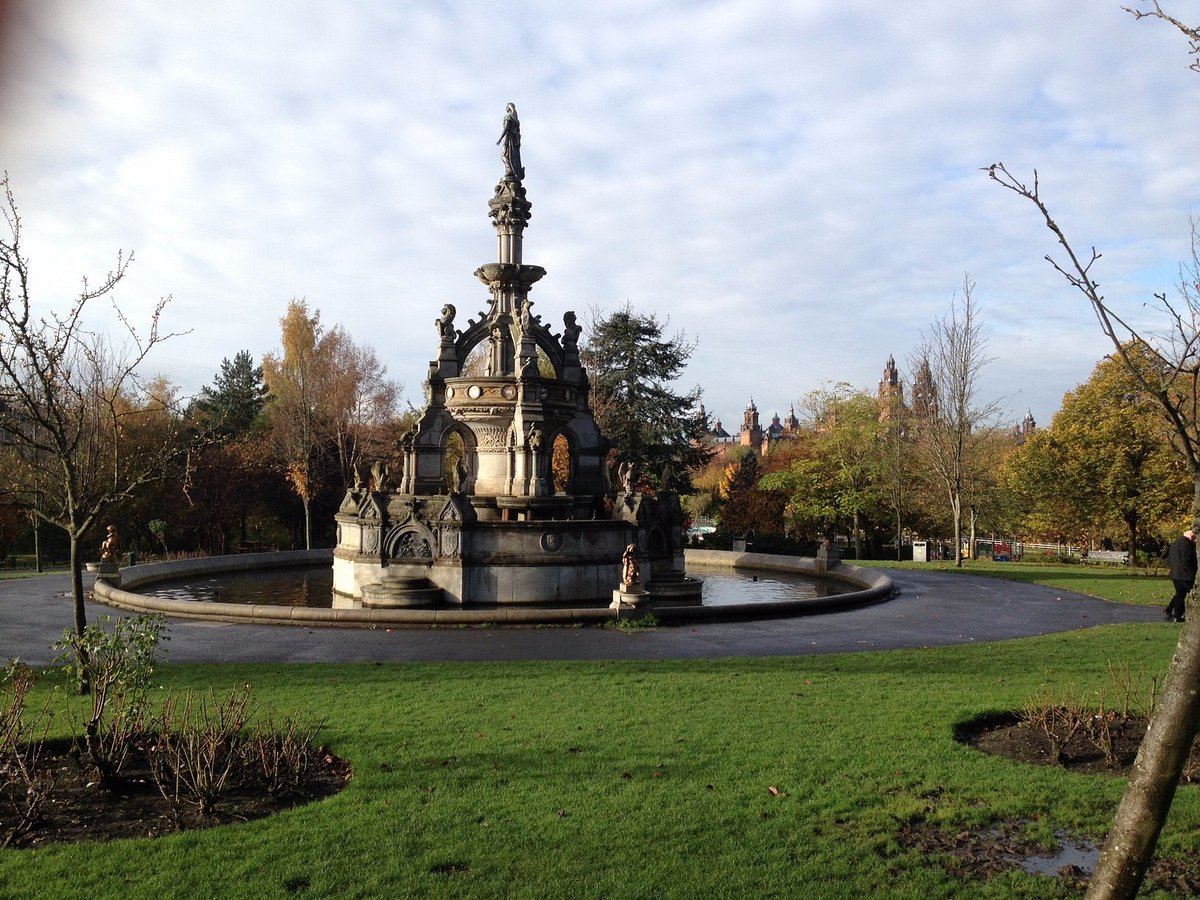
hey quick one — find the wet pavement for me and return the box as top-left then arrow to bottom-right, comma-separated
0,568 -> 1165,666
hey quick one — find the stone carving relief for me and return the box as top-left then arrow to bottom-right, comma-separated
363,528 -> 380,554
471,424 -> 510,449
392,530 -> 432,560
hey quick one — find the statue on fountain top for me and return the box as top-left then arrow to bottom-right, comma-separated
497,102 -> 524,181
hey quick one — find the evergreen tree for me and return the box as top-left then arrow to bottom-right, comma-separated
193,350 -> 269,438
581,303 -> 713,488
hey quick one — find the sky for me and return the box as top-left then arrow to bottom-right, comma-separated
0,1 -> 1196,433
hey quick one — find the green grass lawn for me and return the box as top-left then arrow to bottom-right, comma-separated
857,558 -> 1172,607
3,623 -> 1196,899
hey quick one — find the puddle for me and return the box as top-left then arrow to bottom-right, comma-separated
1018,831 -> 1100,876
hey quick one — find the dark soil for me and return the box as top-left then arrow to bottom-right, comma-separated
2,737 -> 351,847
958,711 -> 1200,780
891,711 -> 1200,896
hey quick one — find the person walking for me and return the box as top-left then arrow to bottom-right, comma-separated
1165,529 -> 1197,622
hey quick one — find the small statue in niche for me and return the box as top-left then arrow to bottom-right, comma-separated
451,456 -> 469,493
497,102 -> 524,181
99,525 -> 119,563
621,543 -> 640,587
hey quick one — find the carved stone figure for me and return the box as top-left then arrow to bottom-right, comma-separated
621,543 -> 640,586
451,456 -> 469,493
497,103 -> 524,181
660,461 -> 675,493
100,525 -> 120,563
370,460 -> 389,491
436,304 -> 456,341
618,460 -> 638,494
527,423 -> 544,451
562,311 -> 581,350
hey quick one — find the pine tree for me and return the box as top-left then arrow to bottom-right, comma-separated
193,350 -> 269,439
581,303 -> 713,489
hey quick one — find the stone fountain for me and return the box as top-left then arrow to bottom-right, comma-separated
333,105 -> 698,609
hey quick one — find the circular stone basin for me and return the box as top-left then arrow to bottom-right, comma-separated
139,564 -> 834,609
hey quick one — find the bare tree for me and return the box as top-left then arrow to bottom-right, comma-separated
988,12 -> 1200,895
0,173 -> 186,661
989,158 -> 1200,899
909,276 -> 1002,567
1123,1 -> 1200,71
320,324 -> 401,491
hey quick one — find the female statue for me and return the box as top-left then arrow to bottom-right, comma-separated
497,103 -> 524,181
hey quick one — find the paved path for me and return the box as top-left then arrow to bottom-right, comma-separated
0,569 -> 1165,666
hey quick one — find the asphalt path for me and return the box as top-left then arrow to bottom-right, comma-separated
0,569 -> 1165,666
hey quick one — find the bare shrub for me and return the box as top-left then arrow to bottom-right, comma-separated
1,661 -> 55,847
147,684 -> 253,820
243,713 -> 326,800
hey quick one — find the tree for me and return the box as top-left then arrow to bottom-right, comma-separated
993,162 -> 1200,897
319,325 -> 401,491
1005,350 -> 1187,553
191,350 -> 269,438
261,300 -> 404,549
0,173 -> 186,663
713,448 -> 787,537
758,385 -> 888,557
909,276 -> 1002,568
262,300 -> 326,550
989,7 -> 1200,885
581,303 -> 713,488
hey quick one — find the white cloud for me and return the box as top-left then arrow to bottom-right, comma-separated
0,0 -> 1196,431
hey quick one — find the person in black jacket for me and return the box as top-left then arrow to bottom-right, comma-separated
1165,529 -> 1197,622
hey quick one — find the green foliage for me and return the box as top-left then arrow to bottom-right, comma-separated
1004,347 -> 1190,550
717,451 -> 788,536
582,303 -> 713,487
191,350 -> 269,439
758,385 -> 889,554
53,614 -> 168,785
606,612 -> 660,629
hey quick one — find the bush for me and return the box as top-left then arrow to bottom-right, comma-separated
54,615 -> 168,787
1,661 -> 55,847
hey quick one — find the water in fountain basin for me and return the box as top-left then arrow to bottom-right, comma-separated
140,564 -> 833,608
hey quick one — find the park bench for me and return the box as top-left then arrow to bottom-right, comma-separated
1084,549 -> 1129,565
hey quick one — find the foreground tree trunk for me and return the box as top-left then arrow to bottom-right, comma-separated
1086,481 -> 1200,899
988,160 -> 1200,896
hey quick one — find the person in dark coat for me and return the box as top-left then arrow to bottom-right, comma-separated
1166,529 -> 1197,622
